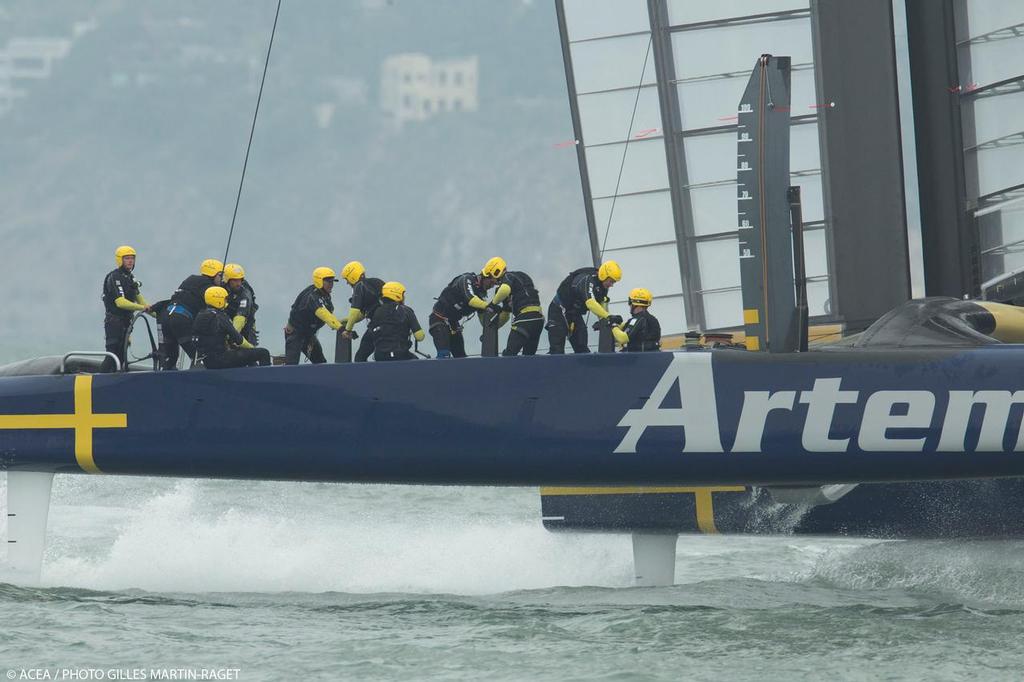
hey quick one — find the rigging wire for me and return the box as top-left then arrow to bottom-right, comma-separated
222,0 -> 283,266
597,33 -> 653,259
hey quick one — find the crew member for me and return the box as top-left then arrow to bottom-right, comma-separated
369,281 -> 425,362
101,245 -> 152,368
429,257 -> 506,358
192,286 -> 271,369
339,260 -> 385,362
284,266 -> 343,365
224,263 -> 259,346
546,260 -> 622,354
612,288 -> 661,352
158,258 -> 224,370
491,270 -> 544,356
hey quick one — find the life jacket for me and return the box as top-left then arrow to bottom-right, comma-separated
170,274 -> 217,317
434,272 -> 485,320
505,271 -> 540,311
623,310 -> 662,352
192,307 -> 237,359
351,277 -> 385,319
101,267 -> 141,317
288,284 -> 334,335
370,301 -> 420,354
555,267 -> 605,313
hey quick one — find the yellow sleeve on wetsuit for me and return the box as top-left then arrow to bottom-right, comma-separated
414,329 -> 425,342
315,306 -> 343,331
135,293 -> 149,307
490,283 -> 511,305
114,296 -> 146,312
232,315 -> 247,333
585,297 -> 610,319
239,338 -> 255,349
468,295 -> 489,310
345,308 -> 363,332
612,327 -> 629,346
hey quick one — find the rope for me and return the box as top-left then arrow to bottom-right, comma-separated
222,0 -> 282,265
598,33 -> 653,259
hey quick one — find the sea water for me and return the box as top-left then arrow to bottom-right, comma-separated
2,473 -> 1024,681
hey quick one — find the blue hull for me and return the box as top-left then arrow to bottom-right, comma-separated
2,349 -> 1024,485
541,479 -> 1024,538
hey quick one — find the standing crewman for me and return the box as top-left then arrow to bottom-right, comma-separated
546,260 -> 622,354
429,257 -> 506,358
339,260 -> 385,362
490,270 -> 544,356
368,281 -> 426,362
158,258 -> 223,370
223,263 -> 259,346
101,245 -> 152,368
612,288 -> 661,352
192,286 -> 271,369
284,266 -> 344,365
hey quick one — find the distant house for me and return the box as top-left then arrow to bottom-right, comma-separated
0,18 -> 96,118
0,38 -> 72,116
380,53 -> 478,127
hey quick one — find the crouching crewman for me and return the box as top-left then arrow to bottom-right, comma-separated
612,287 -> 661,352
193,286 -> 272,369
369,281 -> 425,362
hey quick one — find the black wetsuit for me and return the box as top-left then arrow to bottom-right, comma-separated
158,274 -> 218,369
348,277 -> 384,362
369,301 -> 423,361
285,285 -> 334,365
193,306 -> 271,369
622,310 -> 661,352
101,266 -> 142,367
546,267 -> 609,354
225,280 -> 259,346
429,272 -> 490,358
501,270 -> 544,357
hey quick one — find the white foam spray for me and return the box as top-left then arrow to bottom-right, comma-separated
42,480 -> 639,594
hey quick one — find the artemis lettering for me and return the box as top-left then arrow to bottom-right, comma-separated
614,354 -> 1024,455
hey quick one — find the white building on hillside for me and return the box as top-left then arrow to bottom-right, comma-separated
0,19 -> 95,117
380,53 -> 478,127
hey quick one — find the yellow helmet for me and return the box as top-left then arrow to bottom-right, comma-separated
115,245 -> 137,267
204,286 -> 228,309
341,260 -> 365,285
598,260 -> 622,283
481,256 -> 507,279
312,266 -> 338,289
223,263 -> 245,281
628,287 -> 653,307
200,258 -> 225,278
381,281 -> 406,302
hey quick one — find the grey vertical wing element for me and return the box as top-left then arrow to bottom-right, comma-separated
554,0 -> 601,267
737,55 -> 797,353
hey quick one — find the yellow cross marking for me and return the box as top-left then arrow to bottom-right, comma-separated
540,486 -> 747,534
0,375 -> 127,474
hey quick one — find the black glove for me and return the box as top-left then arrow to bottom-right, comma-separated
607,315 -> 623,326
486,304 -> 502,316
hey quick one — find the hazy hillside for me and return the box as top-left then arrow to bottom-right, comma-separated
0,0 -> 590,361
